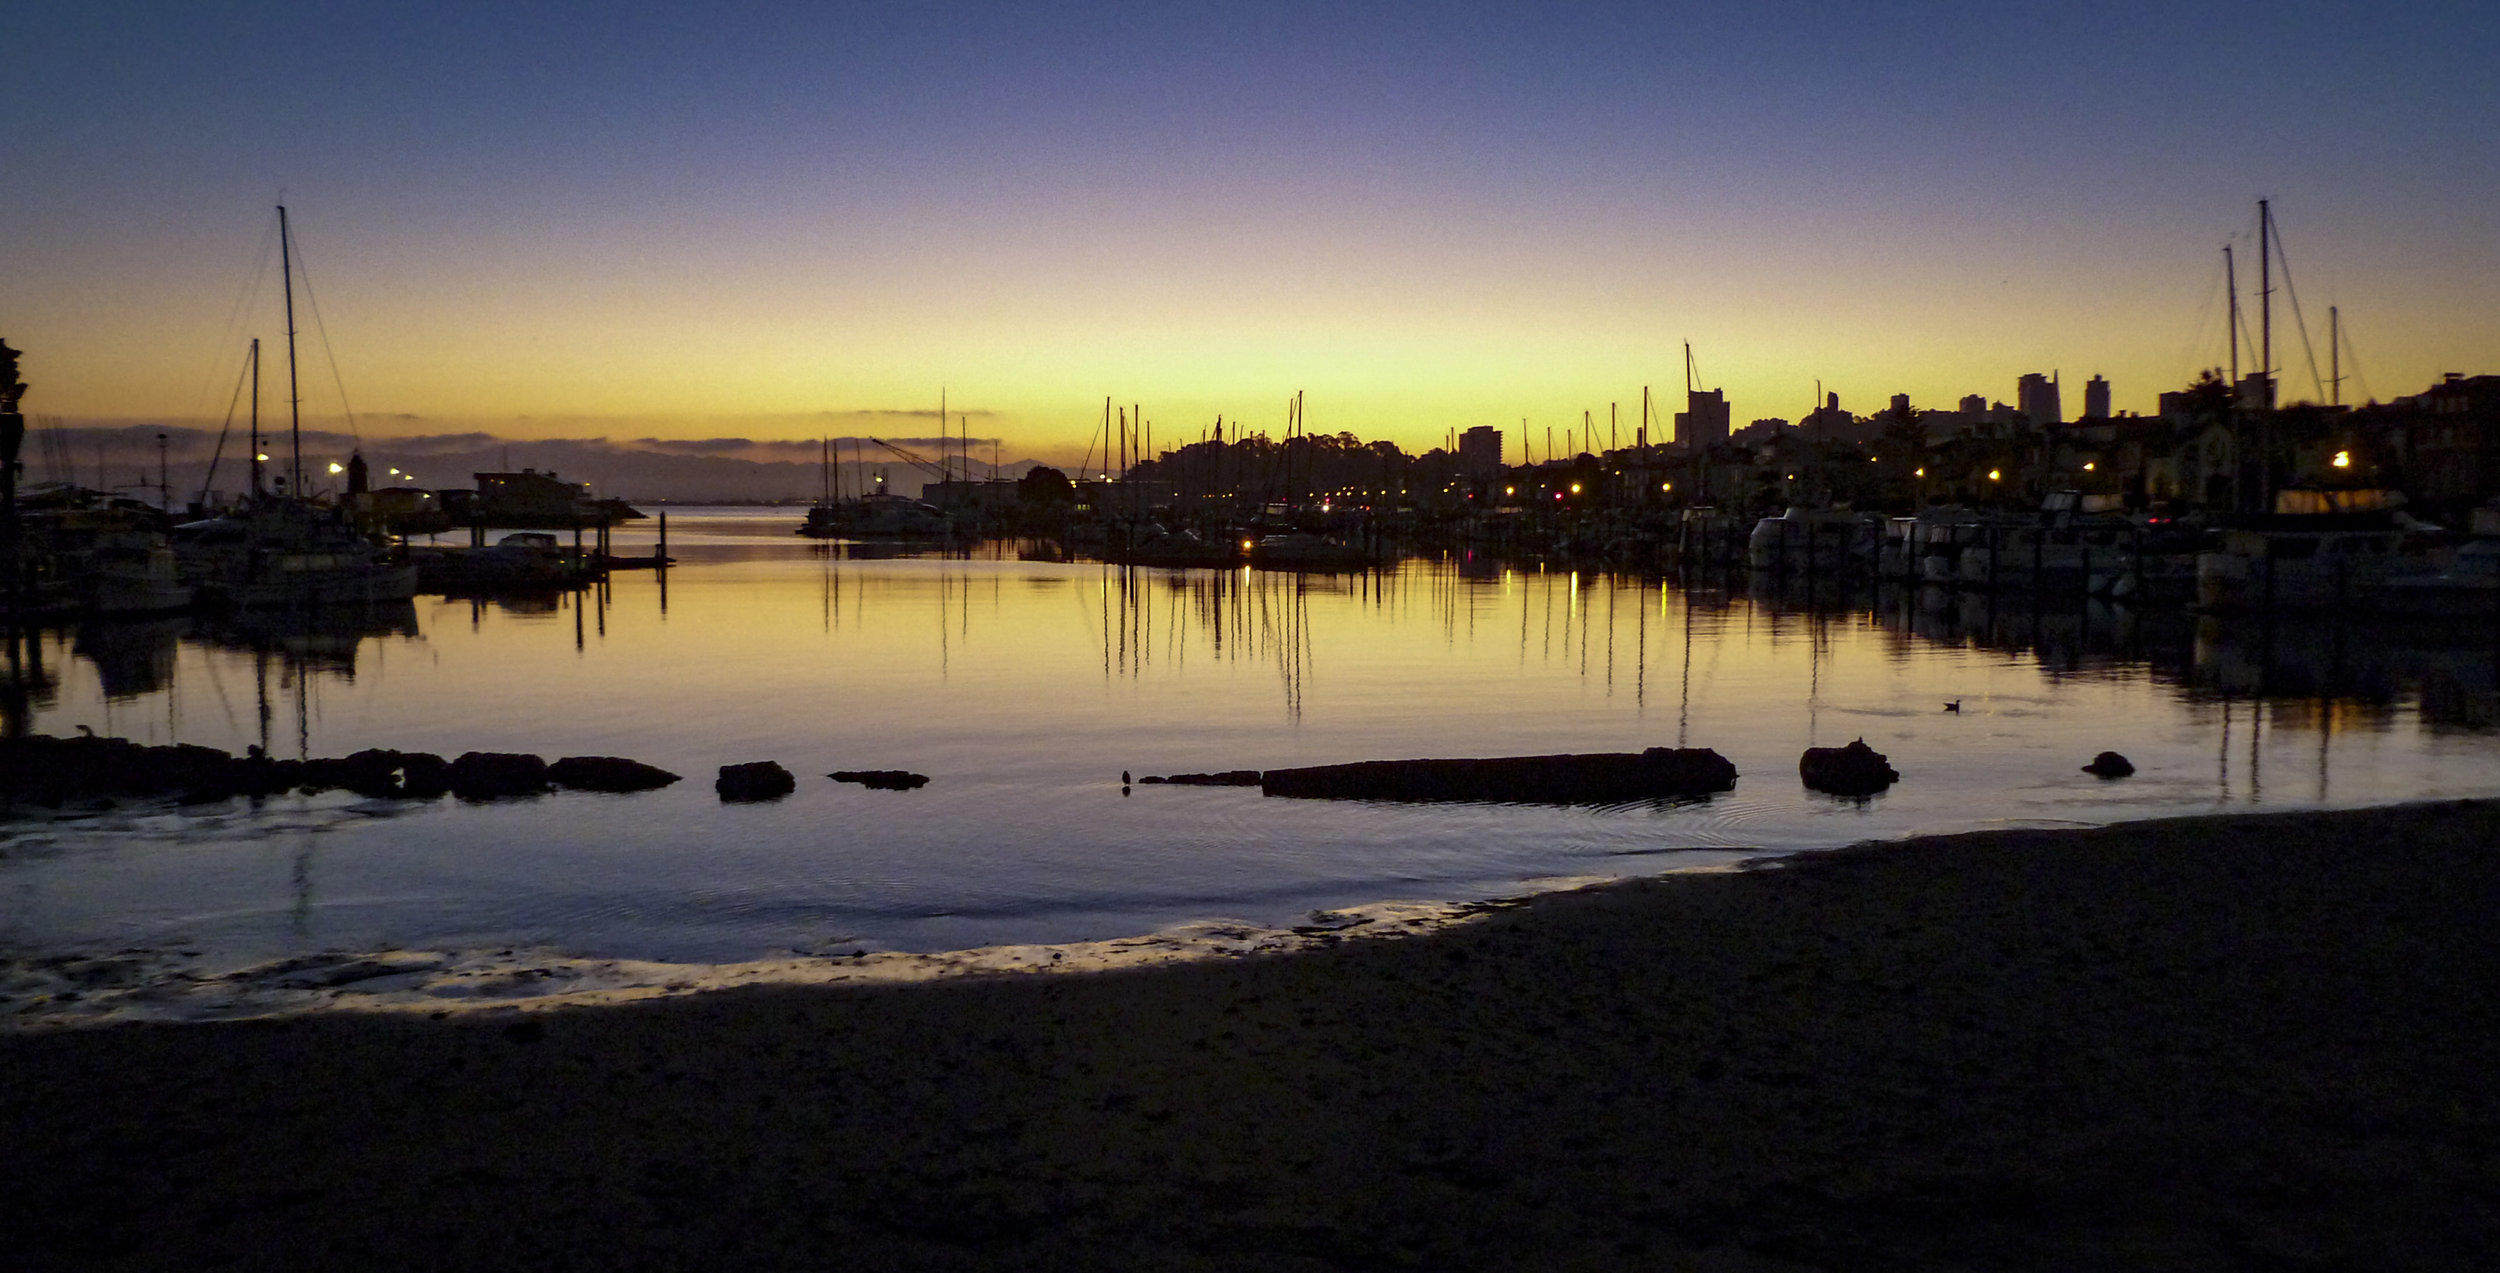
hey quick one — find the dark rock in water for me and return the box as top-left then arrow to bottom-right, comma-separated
1261,748 -> 1737,804
1800,738 -> 1899,796
2083,751 -> 2136,779
0,733 -> 456,810
0,734 -> 238,805
398,753 -> 452,799
719,761 -> 797,801
448,751 -> 550,800
234,752 -> 300,798
333,749 -> 410,799
550,756 -> 683,793
828,769 -> 929,791
1143,771 -> 1264,787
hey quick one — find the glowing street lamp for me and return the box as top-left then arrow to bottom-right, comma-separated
1987,469 -> 2002,481
2332,450 -> 2352,469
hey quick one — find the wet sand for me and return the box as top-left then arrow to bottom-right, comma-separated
8,800 -> 2500,1271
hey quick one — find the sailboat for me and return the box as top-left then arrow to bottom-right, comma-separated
173,206 -> 417,608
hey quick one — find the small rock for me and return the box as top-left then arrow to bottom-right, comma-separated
1800,738 -> 1899,796
2083,751 -> 2136,778
828,770 -> 929,791
718,761 -> 797,802
398,753 -> 453,799
448,751 -> 550,800
550,756 -> 683,793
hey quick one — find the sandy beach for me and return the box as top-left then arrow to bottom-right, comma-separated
7,800 -> 2499,1271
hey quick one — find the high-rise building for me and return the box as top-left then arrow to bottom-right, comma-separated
1458,425 -> 1503,476
2083,375 -> 2111,420
2017,372 -> 2063,428
1674,388 -> 1730,450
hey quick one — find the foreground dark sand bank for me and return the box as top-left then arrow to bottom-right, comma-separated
8,802 -> 2500,1271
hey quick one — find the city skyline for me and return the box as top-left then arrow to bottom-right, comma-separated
5,2 -> 2493,468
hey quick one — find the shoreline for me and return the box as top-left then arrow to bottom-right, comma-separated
0,796 -> 2461,1031
8,798 -> 2500,1269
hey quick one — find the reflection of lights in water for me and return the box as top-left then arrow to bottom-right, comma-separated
17,519 -> 2500,987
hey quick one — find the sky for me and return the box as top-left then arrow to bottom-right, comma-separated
5,1 -> 2495,468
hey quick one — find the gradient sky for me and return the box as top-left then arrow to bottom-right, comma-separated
5,1 -> 2494,466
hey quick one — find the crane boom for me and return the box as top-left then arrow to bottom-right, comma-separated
868,436 -> 952,481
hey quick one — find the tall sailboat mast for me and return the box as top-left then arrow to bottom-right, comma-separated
2224,244 -> 2240,386
2257,198 -> 2273,410
2330,306 -> 2342,407
248,337 -> 263,499
279,204 -> 303,496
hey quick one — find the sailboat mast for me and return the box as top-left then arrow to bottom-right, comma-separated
2224,244 -> 2240,386
279,205 -> 302,497
2329,306 -> 2341,407
2257,199 -> 2273,410
248,337 -> 262,499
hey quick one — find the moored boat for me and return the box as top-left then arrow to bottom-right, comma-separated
2193,511 -> 2425,612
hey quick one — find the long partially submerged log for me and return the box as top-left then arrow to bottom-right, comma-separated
1260,747 -> 1737,804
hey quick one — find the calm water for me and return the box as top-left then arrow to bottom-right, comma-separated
6,508 -> 2498,968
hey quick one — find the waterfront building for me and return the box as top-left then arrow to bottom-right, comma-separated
2018,372 -> 2063,428
1674,388 -> 1731,450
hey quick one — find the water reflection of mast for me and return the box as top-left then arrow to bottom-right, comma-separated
1273,574 -> 1308,722
2217,695 -> 2232,800
255,645 -> 272,756
2248,698 -> 2264,803
1678,582 -> 1693,747
1634,578 -> 1648,710
2316,692 -> 2332,803
293,649 -> 309,760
